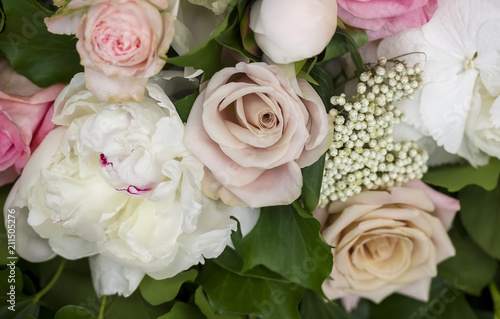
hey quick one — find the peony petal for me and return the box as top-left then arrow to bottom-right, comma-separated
476,19 -> 500,97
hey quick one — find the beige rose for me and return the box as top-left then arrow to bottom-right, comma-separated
184,62 -> 332,207
316,181 -> 459,309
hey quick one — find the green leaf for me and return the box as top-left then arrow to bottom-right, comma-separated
309,66 -> 335,110
165,0 -> 238,80
438,220 -> 497,296
0,0 -> 82,87
174,90 -> 199,123
232,205 -> 333,294
0,6 -> 5,32
299,290 -> 352,319
158,302 -> 205,319
459,183 -> 500,259
139,269 -> 198,306
54,305 -> 97,319
490,282 -> 500,319
194,287 -> 243,319
320,29 -> 368,68
104,290 -> 169,319
301,154 -> 326,212
197,260 -> 304,319
423,158 -> 500,192
0,267 -> 39,319
370,277 -> 478,319
0,298 -> 39,319
215,2 -> 260,62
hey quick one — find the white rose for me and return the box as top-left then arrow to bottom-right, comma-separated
249,0 -> 337,64
4,73 -> 258,296
465,79 -> 500,159
316,181 -> 459,309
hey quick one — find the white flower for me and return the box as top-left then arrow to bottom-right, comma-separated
376,0 -> 500,166
249,0 -> 337,64
4,73 -> 258,296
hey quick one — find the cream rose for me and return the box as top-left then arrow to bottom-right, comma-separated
316,180 -> 459,309
249,0 -> 338,64
4,73 -> 257,296
184,62 -> 332,207
46,0 -> 175,103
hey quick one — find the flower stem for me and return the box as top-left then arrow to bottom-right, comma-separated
34,258 -> 66,301
98,295 -> 107,319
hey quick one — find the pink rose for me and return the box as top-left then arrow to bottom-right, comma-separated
0,57 -> 65,186
337,0 -> 438,40
315,180 -> 459,310
47,0 -> 174,103
184,62 -> 332,208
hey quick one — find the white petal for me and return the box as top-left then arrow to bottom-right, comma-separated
476,19 -> 500,96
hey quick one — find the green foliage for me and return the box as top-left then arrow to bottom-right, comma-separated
158,302 -> 205,319
459,182 -> 500,259
232,205 -> 333,294
0,267 -> 39,319
194,287 -> 243,319
423,158 -> 500,192
370,277 -> 478,319
139,269 -> 198,306
490,282 -> 500,319
54,305 -> 97,319
103,290 -> 169,319
299,290 -> 352,319
165,0 -> 238,80
309,65 -> 335,110
301,154 -> 326,212
174,90 -> 199,123
197,254 -> 304,319
0,0 -> 82,87
0,5 -> 5,32
319,28 -> 369,73
437,220 -> 497,296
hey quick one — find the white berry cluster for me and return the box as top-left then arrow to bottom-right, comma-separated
319,57 -> 429,206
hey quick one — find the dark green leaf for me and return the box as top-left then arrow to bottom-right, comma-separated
139,269 -> 198,306
232,205 -> 333,294
299,289 -> 352,319
0,6 -> 5,32
490,282 -> 500,319
158,302 -> 205,319
301,154 -> 326,212
174,90 -> 199,122
320,29 -> 368,67
197,260 -> 304,319
165,0 -> 238,79
194,287 -> 244,319
0,0 -> 82,87
309,66 -> 335,110
0,298 -> 39,319
438,220 -> 497,296
459,183 -> 500,259
336,29 -> 366,73
238,4 -> 259,57
215,3 -> 260,62
54,305 -> 97,319
370,277 -> 478,319
423,158 -> 500,192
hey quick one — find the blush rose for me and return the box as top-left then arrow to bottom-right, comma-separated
47,0 -> 175,103
184,62 -> 332,208
0,57 -> 65,186
337,0 -> 438,40
315,180 -> 459,310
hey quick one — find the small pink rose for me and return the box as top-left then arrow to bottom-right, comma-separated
316,181 -> 459,310
337,0 -> 438,40
47,0 -> 174,103
184,62 -> 332,208
0,57 -> 65,186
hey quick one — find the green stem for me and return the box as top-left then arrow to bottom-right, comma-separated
98,295 -> 107,319
34,258 -> 66,301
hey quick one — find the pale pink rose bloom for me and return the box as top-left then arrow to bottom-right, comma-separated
315,180 -> 459,311
184,62 -> 332,208
337,0 -> 438,40
47,0 -> 174,103
0,58 -> 65,186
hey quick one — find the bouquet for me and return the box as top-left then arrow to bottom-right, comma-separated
1,0 -> 500,318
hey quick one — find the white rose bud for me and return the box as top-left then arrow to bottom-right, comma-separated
249,0 -> 338,64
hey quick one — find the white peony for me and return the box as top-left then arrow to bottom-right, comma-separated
376,0 -> 500,166
4,73 -> 258,296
